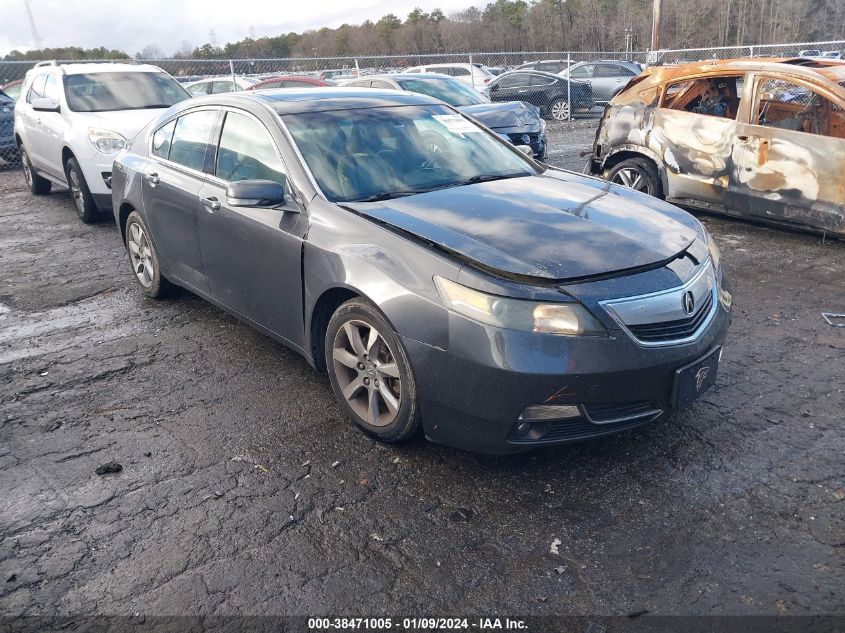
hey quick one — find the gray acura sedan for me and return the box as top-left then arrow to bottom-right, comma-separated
112,88 -> 732,454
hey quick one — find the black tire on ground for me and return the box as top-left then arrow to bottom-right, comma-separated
64,156 -> 99,223
606,157 -> 663,198
20,146 -> 52,195
124,210 -> 173,299
325,298 -> 421,443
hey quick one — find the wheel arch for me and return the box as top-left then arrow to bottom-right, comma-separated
117,202 -> 135,244
601,146 -> 668,197
308,286 -> 362,372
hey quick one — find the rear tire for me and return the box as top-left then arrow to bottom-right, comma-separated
325,298 -> 420,443
64,156 -> 99,223
20,147 -> 52,195
548,99 -> 571,121
124,210 -> 172,299
606,157 -> 662,198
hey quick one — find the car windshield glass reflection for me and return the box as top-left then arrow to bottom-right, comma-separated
395,78 -> 488,106
283,104 -> 535,203
64,72 -> 190,112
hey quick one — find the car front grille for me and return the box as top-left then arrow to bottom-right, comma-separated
507,401 -> 662,444
628,291 -> 714,343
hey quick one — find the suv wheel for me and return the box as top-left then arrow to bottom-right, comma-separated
607,158 -> 662,198
20,147 -> 52,195
64,156 -> 99,223
325,298 -> 420,443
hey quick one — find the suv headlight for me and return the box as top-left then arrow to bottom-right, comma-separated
434,276 -> 606,336
88,128 -> 128,153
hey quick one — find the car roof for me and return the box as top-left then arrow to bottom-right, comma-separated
185,87 -> 440,115
495,69 -> 561,79
645,57 -> 845,83
36,62 -> 164,75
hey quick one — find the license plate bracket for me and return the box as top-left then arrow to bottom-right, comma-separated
673,347 -> 721,409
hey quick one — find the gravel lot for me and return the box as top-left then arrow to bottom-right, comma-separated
1,122 -> 843,622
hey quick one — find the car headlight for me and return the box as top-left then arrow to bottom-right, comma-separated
88,128 -> 128,153
434,276 -> 606,336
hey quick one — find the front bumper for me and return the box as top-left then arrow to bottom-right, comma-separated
404,289 -> 731,454
505,131 -> 547,159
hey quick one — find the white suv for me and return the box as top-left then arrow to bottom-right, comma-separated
14,62 -> 190,222
401,63 -> 494,88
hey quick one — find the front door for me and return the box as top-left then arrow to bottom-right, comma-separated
197,109 -> 307,347
143,108 -> 219,293
653,74 -> 746,207
729,75 -> 845,234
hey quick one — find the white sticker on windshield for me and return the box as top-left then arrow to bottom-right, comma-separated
432,114 -> 480,134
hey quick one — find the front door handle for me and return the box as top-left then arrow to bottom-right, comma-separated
201,196 -> 221,212
737,135 -> 750,142
145,173 -> 160,186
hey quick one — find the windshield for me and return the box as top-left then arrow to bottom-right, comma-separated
283,104 -> 536,203
64,72 -> 190,112
395,77 -> 488,106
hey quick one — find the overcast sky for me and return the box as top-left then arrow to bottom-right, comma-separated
0,0 -> 481,56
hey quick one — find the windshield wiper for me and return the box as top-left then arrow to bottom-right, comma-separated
351,189 -> 431,202
458,172 -> 531,186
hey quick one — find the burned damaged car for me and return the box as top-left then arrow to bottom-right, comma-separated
112,88 -> 731,454
587,58 -> 845,237
341,74 -> 547,159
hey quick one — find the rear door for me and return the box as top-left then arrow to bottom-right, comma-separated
593,63 -> 635,102
197,108 -> 307,345
489,73 -> 531,104
142,108 -> 219,293
729,75 -> 845,233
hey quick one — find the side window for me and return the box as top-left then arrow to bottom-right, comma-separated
569,64 -> 594,79
594,64 -> 623,78
151,119 -> 176,159
26,74 -> 47,103
211,81 -> 235,94
188,82 -> 209,96
530,74 -> 555,87
286,81 -> 316,88
452,67 -> 470,77
497,74 -> 531,89
168,110 -> 217,171
756,78 -> 832,137
215,111 -> 286,185
43,75 -> 61,102
370,80 -> 395,89
663,76 -> 743,119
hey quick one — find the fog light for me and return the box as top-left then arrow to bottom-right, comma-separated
519,404 -> 581,421
515,421 -> 532,436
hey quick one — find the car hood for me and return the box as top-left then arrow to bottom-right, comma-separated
344,170 -> 700,281
72,109 -> 169,138
457,101 -> 541,133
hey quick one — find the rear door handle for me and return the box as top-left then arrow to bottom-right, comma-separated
737,135 -> 750,142
145,173 -> 160,185
201,196 -> 221,212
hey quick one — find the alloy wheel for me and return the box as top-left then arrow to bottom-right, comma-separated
127,221 -> 155,288
67,167 -> 86,215
21,151 -> 33,188
551,100 -> 570,121
612,167 -> 649,192
332,319 -> 402,427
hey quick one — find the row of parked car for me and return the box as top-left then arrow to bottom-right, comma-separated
5,54 -> 844,451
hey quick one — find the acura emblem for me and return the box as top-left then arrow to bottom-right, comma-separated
682,290 -> 695,315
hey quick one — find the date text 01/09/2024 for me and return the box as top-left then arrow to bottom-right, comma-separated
307,617 -> 528,630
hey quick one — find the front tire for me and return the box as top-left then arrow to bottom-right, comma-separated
64,156 -> 99,223
124,211 -> 172,298
20,147 -> 52,195
606,157 -> 662,198
325,299 -> 420,443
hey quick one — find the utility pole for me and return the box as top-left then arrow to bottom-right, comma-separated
650,0 -> 662,52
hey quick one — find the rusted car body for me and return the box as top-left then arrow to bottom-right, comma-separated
587,58 -> 845,237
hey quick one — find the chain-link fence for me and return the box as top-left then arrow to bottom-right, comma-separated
2,40 -> 843,169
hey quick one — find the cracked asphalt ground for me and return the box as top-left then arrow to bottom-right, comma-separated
1,122 -> 844,620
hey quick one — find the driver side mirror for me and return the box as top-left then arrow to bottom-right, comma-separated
31,97 -> 60,113
226,178 -> 287,208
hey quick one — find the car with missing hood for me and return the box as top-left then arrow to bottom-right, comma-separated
587,57 -> 845,237
341,73 -> 546,159
111,88 -> 732,454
